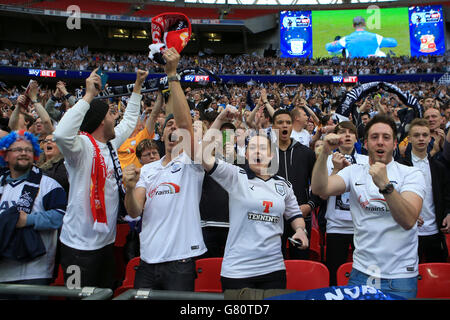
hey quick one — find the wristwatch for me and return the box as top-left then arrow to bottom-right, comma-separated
379,183 -> 394,195
167,73 -> 181,82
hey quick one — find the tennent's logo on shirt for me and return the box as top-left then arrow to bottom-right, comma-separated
148,182 -> 180,198
247,200 -> 279,224
358,195 -> 390,214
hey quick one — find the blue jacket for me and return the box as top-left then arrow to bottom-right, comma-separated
0,206 -> 46,262
326,30 -> 397,58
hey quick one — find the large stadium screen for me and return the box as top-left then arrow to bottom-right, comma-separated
408,5 -> 446,57
312,7 -> 410,58
280,10 -> 313,58
279,5 -> 445,59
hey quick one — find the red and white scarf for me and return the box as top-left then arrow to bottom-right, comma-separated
80,132 -> 109,233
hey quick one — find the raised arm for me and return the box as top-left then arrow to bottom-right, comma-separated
202,106 -> 239,172
302,103 -> 320,126
8,95 -> 26,131
260,88 -> 275,118
53,69 -> 101,160
247,99 -> 263,129
123,164 -> 146,218
27,81 -> 54,135
163,48 -> 194,158
111,70 -> 147,148
311,133 -> 347,199
145,90 -> 163,137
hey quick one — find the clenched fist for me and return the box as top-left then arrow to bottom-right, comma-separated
369,162 -> 389,189
163,47 -> 180,76
322,133 -> 342,155
123,164 -> 141,190
331,152 -> 350,172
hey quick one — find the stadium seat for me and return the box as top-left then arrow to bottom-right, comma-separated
336,262 -> 353,286
195,258 -> 223,293
49,265 -> 65,300
30,0 -> 130,15
133,5 -> 220,19
446,234 -> 450,262
50,264 -> 65,287
115,223 -> 130,248
114,257 -> 140,297
309,227 -> 322,262
114,223 -> 131,283
284,260 -> 329,291
417,263 -> 450,299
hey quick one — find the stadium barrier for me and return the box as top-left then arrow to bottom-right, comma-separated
113,288 -> 224,300
0,283 -> 113,300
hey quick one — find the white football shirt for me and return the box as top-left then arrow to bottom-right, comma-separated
337,159 -> 425,279
136,152 -> 207,263
209,160 -> 303,279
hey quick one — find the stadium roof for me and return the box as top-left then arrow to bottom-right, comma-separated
151,0 -> 399,5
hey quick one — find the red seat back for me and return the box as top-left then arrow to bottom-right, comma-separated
50,264 -> 65,286
417,263 -> 450,298
195,258 -> 223,293
284,260 -> 329,291
114,257 -> 140,297
309,227 -> 321,261
446,234 -> 450,262
336,262 -> 353,287
114,223 -> 130,247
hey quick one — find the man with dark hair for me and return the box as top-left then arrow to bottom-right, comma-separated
357,112 -> 371,144
54,68 -> 147,289
397,118 -> 450,263
272,108 -> 319,260
123,48 -> 206,292
311,114 -> 425,298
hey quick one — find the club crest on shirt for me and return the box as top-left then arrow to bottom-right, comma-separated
275,182 -> 286,196
171,162 -> 182,173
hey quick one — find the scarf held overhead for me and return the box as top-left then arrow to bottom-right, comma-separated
148,12 -> 192,64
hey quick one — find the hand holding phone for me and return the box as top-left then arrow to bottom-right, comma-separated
95,69 -> 109,90
288,237 -> 302,248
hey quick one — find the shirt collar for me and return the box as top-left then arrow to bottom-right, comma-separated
6,171 -> 30,183
411,152 -> 428,164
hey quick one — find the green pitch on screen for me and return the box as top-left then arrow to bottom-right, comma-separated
312,7 -> 411,58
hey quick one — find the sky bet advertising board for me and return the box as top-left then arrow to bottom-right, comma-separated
279,5 -> 445,58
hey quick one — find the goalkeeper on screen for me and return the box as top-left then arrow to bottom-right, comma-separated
325,16 -> 398,58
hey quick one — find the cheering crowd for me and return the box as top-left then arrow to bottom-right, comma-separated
1,47 -> 450,75
0,48 -> 449,300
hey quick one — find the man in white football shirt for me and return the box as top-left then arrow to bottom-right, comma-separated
311,114 -> 425,299
123,48 -> 206,291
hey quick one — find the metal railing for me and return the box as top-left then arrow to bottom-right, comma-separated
0,284 -> 113,300
113,288 -> 224,300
